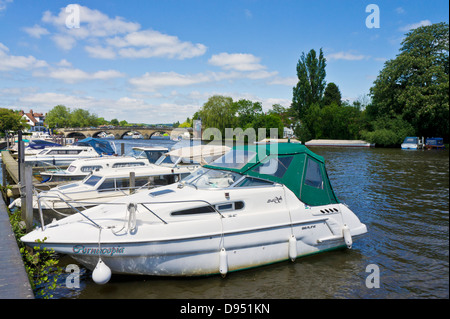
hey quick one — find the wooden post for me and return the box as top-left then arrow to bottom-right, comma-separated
129,171 -> 135,195
24,165 -> 33,232
121,143 -> 125,156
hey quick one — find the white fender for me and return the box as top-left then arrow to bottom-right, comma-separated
92,259 -> 111,285
342,225 -> 352,249
288,235 -> 297,261
219,248 -> 228,277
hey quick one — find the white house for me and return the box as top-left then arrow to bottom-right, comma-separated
20,109 -> 46,132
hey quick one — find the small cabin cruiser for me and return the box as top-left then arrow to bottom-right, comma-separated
39,146 -> 168,182
24,139 -> 62,155
425,137 -> 445,150
401,137 -> 423,149
21,143 -> 367,282
25,137 -> 116,166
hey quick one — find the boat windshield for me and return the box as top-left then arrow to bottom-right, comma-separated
83,174 -> 102,187
209,149 -> 257,170
404,137 -> 418,143
181,168 -> 242,189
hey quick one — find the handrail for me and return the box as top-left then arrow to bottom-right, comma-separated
36,192 -> 223,231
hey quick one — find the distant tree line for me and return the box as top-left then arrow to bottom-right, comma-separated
180,96 -> 293,140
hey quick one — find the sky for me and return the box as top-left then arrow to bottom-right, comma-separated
0,0 -> 448,124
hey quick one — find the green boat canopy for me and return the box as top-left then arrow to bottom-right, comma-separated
204,143 -> 339,206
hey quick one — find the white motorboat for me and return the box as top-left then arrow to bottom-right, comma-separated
401,137 -> 423,149
39,146 -> 168,182
24,137 -> 116,166
21,143 -> 367,282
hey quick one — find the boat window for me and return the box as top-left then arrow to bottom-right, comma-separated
67,165 -> 76,172
215,201 -> 245,212
112,162 -> 146,168
83,175 -> 102,187
144,150 -> 167,164
404,137 -> 418,143
171,205 -> 216,216
210,149 -> 257,169
304,158 -> 323,189
251,156 -> 293,178
97,178 -> 115,192
235,177 -> 274,188
80,165 -> 102,172
182,168 -> 242,189
66,150 -> 82,154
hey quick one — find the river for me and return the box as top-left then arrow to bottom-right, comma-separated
3,138 -> 449,299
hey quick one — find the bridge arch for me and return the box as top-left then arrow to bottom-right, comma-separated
66,131 -> 87,139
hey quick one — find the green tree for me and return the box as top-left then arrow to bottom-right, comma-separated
370,22 -> 449,139
292,48 -> 327,120
0,108 -> 28,132
45,105 -> 71,128
69,108 -> 98,127
232,99 -> 263,128
323,82 -> 342,106
268,104 -> 293,127
198,95 -> 235,136
110,119 -> 119,126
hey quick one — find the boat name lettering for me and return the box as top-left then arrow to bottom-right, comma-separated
72,245 -> 125,256
302,225 -> 316,230
267,196 -> 282,204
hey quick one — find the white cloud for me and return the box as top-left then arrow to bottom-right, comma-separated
33,67 -> 125,83
0,0 -> 13,12
42,5 -> 140,38
16,92 -> 197,123
399,20 -> 432,32
104,30 -> 207,59
0,42 -> 48,71
129,72 -> 211,91
267,76 -> 297,86
208,53 -> 265,71
395,7 -> 405,14
23,24 -> 50,38
85,45 -> 116,59
41,5 -> 206,60
326,51 -> 369,61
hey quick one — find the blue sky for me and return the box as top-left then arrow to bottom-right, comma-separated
1,0 -> 448,124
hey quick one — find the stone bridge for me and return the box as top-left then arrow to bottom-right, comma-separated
58,126 -> 193,140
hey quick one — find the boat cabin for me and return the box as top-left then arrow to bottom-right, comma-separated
197,143 -> 339,206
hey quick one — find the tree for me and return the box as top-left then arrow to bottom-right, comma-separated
292,48 -> 327,120
370,22 -> 449,139
232,99 -> 263,128
0,108 -> 28,132
323,82 -> 342,106
45,105 -> 71,128
110,119 -> 119,126
198,95 -> 235,136
268,104 -> 293,127
69,108 -> 98,127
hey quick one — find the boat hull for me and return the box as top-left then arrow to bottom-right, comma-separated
24,216 -> 367,276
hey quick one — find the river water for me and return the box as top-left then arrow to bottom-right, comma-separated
3,138 -> 449,299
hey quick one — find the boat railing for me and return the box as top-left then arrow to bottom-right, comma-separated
36,191 -> 223,232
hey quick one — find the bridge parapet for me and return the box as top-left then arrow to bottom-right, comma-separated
58,126 -> 193,139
